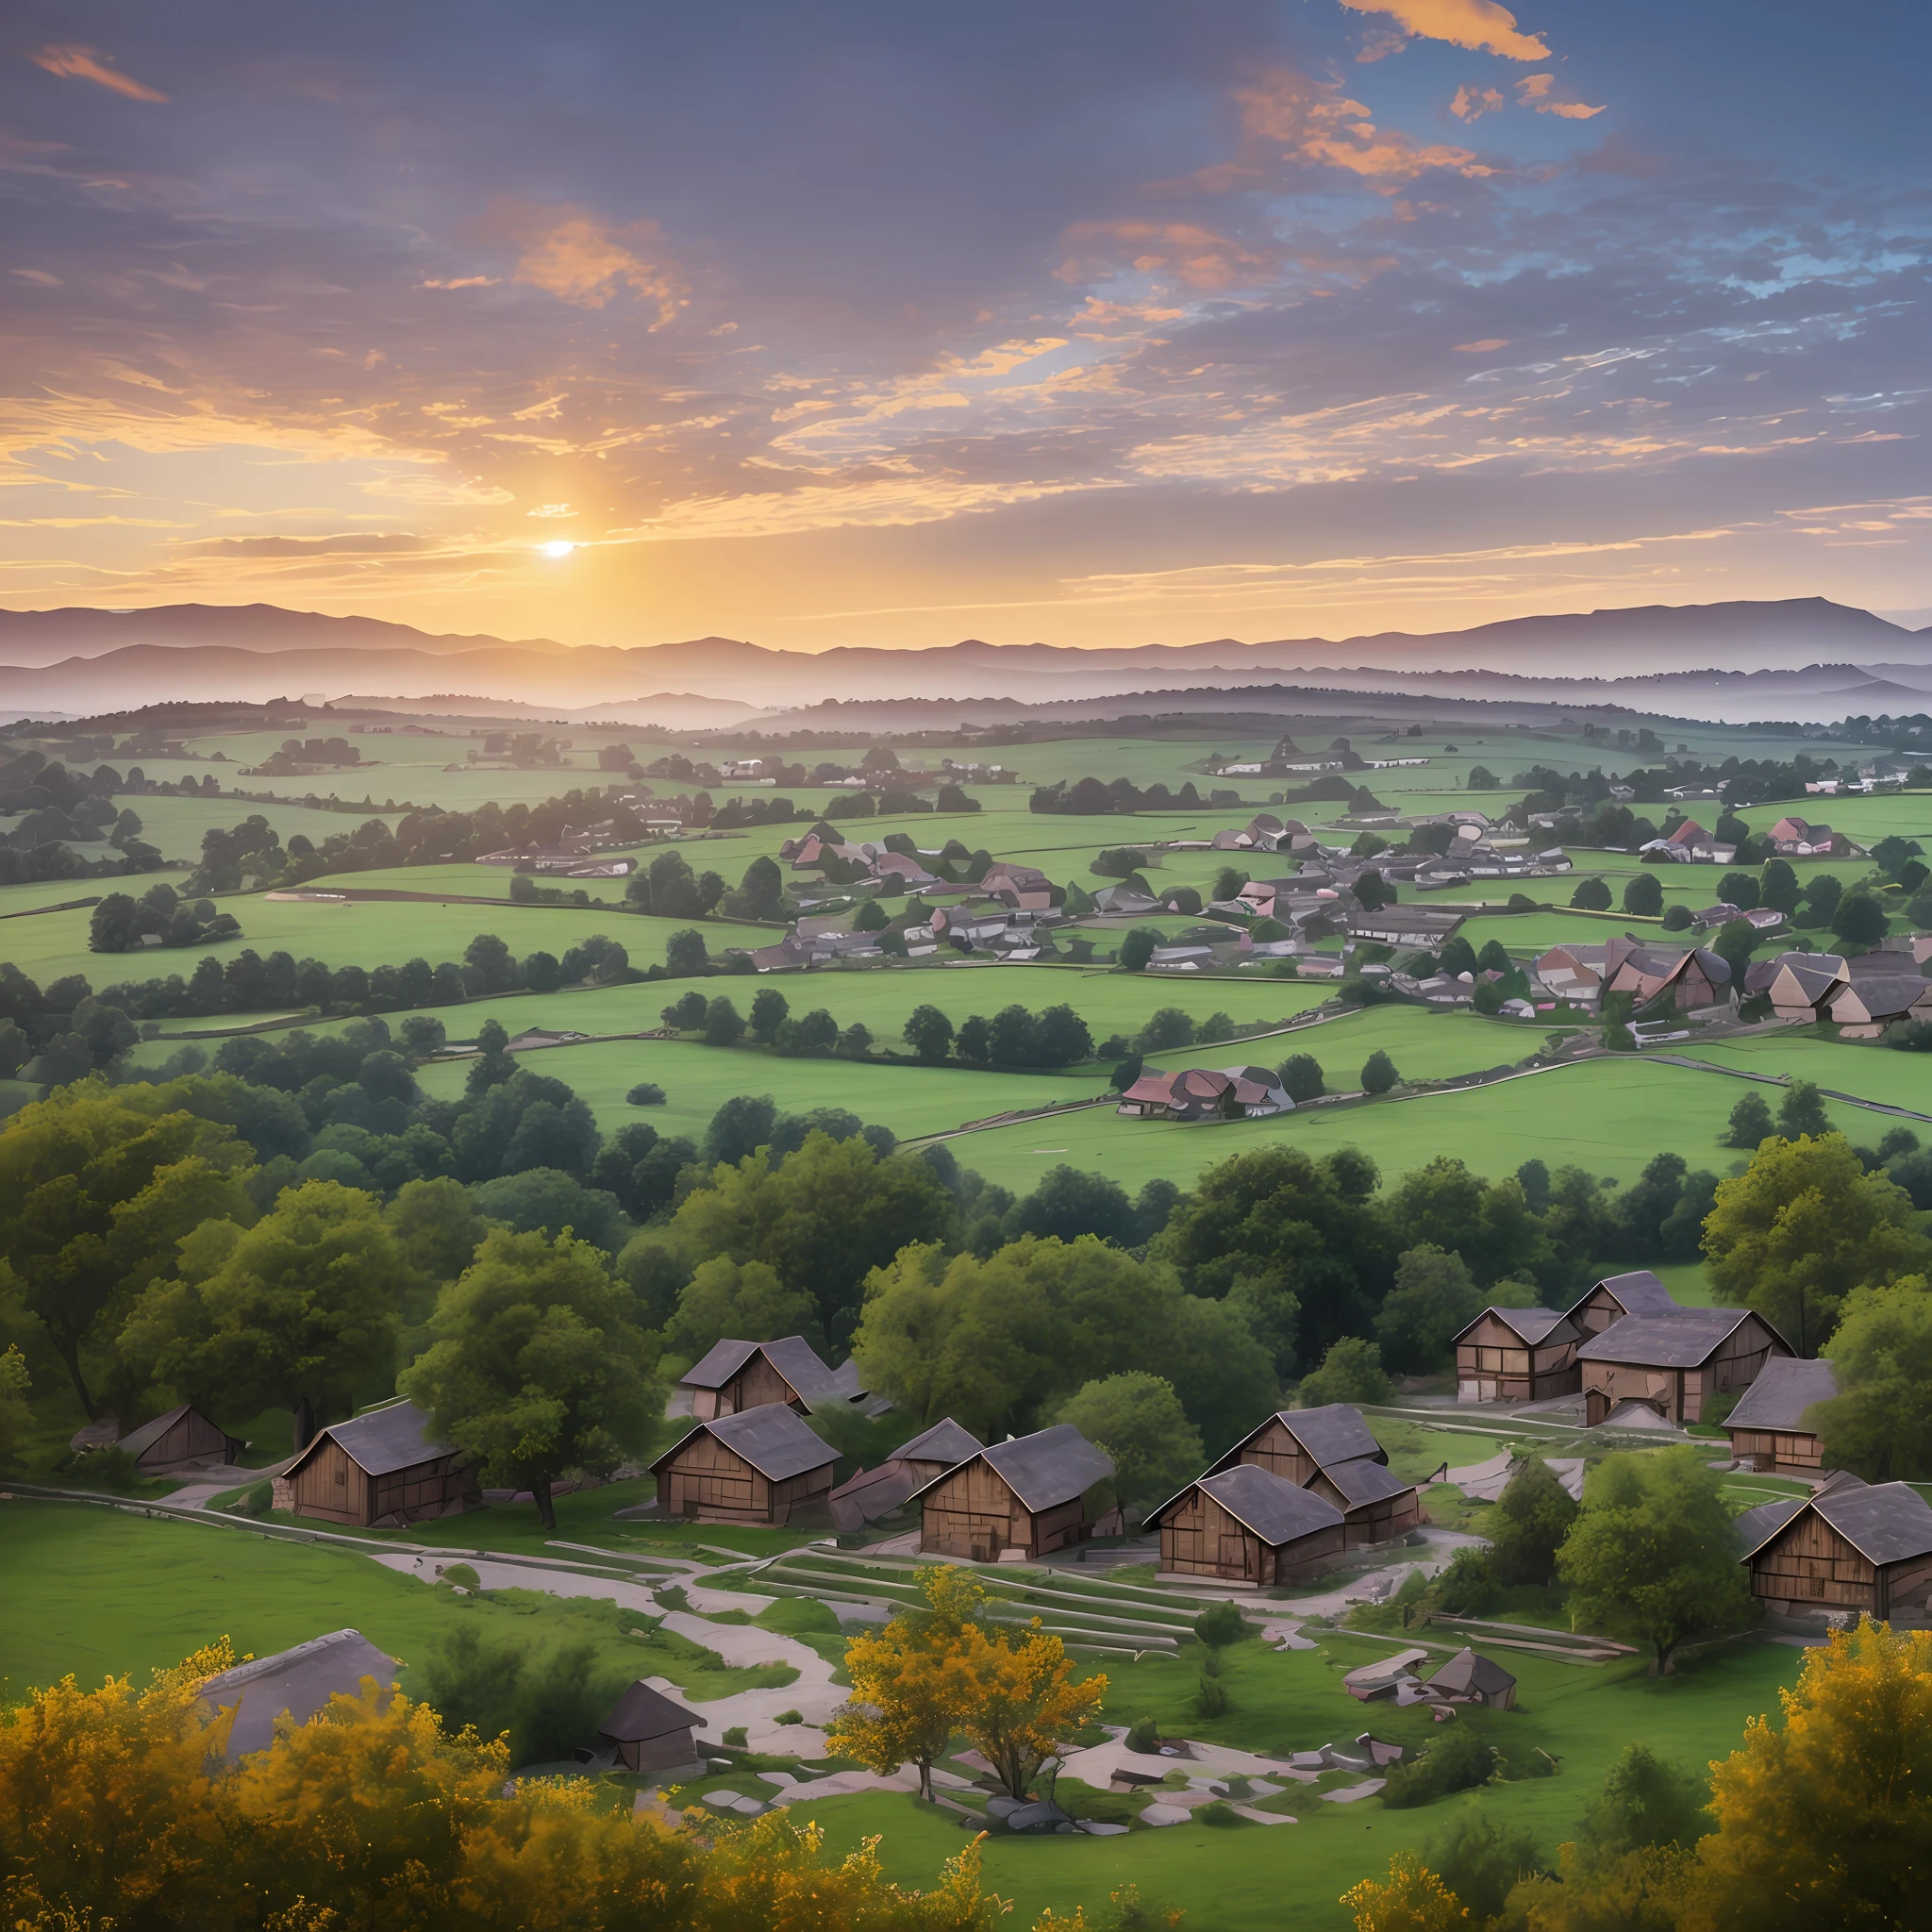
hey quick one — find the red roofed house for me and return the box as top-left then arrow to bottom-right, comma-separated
1116,1065 -> 1291,1122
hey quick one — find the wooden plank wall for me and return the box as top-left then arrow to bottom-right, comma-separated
1235,1420 -> 1320,1486
657,1433 -> 773,1523
921,1459 -> 1022,1558
723,1357 -> 802,1414
289,1437 -> 372,1525
1750,1513 -> 1875,1612
1726,1426 -> 1824,1474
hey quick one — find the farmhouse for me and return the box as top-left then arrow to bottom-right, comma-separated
1738,1476 -> 1932,1624
1722,1355 -> 1838,1474
108,1402 -> 245,1474
1827,974 -> 1932,1038
1533,938 -> 1732,1014
650,1403 -> 839,1526
595,1681 -> 703,1779
677,1336 -> 861,1419
1566,1269 -> 1681,1339
1765,816 -> 1859,858
1452,1307 -> 1582,1404
1147,1463 -> 1346,1585
1207,1405 -> 1423,1548
1343,905 -> 1467,949
275,1402 -> 480,1528
1424,1648 -> 1517,1709
1767,953 -> 1849,1022
913,1424 -> 1114,1561
197,1628 -> 397,1759
1577,1307 -> 1790,1426
1115,1064 -> 1292,1121
827,1416 -> 985,1531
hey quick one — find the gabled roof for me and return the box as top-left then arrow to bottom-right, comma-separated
298,1402 -> 451,1478
1319,1457 -> 1415,1510
679,1335 -> 838,1398
1568,1269 -> 1679,1321
197,1628 -> 397,1759
914,1424 -> 1113,1515
1451,1306 -> 1574,1349
1263,1403 -> 1384,1472
651,1402 -> 839,1483
598,1680 -> 697,1744
1147,1462 -> 1344,1543
1577,1307 -> 1766,1369
1425,1647 -> 1516,1696
115,1402 -> 235,1462
1723,1355 -> 1838,1434
1732,1495 -> 1807,1554
1813,1481 -> 1932,1567
892,1417 -> 985,1466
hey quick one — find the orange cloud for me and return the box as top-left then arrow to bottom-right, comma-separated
1450,84 -> 1506,122
494,204 -> 687,322
1338,0 -> 1549,60
1056,220 -> 1279,290
1232,70 -> 1494,185
1516,74 -> 1606,119
30,43 -> 168,102
1455,338 -> 1510,351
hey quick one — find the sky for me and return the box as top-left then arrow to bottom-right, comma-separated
1,1 -> 1928,653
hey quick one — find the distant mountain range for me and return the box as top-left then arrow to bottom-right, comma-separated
0,595 -> 1926,725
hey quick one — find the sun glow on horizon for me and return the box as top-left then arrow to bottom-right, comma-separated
540,540 -> 576,558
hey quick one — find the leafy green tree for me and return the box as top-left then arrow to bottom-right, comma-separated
1427,1815 -> 1548,1924
903,1004 -> 955,1064
118,1180 -> 405,1447
413,1624 -> 635,1771
1758,858 -> 1800,915
1711,919 -> 1759,982
664,1255 -> 820,1361
747,988 -> 789,1042
1703,1132 -> 1932,1353
1118,928 -> 1160,972
1577,1741 -> 1709,1864
468,1168 -> 633,1253
1374,1243 -> 1486,1373
1624,871 -> 1665,917
705,1093 -> 776,1165
1360,1049 -> 1400,1095
0,1081 -> 258,1415
702,996 -> 745,1047
1055,1372 -> 1203,1523
1005,1165 -> 1135,1246
672,1128 -> 957,1337
664,927 -> 709,975
1571,875 -> 1612,910
1812,1276 -> 1932,1479
1487,1454 -> 1580,1587
1830,889 -> 1889,949
1776,1079 -> 1829,1139
383,1176 -> 488,1298
1277,1054 -> 1324,1102
1226,1273 -> 1300,1379
1557,1447 -> 1758,1674
1383,1160 -> 1548,1285
1295,1335 -> 1390,1407
402,1226 -> 661,1528
1724,1091 -> 1775,1149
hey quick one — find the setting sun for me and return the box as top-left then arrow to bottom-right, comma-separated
540,541 -> 575,559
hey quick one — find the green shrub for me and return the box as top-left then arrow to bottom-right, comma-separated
1193,1602 -> 1247,1648
626,1082 -> 667,1106
775,1708 -> 803,1725
1196,1676 -> 1229,1719
441,1563 -> 481,1591
221,1478 -> 274,1518
71,1446 -> 142,1491
1196,1800 -> 1248,1827
1380,1724 -> 1500,1808
1124,1715 -> 1160,1754
723,1725 -> 749,1748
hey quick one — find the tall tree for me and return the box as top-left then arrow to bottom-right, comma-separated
940,1616 -> 1105,1802
1486,1455 -> 1579,1587
402,1226 -> 661,1528
1813,1276 -> 1932,1479
1055,1373 -> 1202,1523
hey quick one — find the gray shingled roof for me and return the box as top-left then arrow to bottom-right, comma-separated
1814,1481 -> 1932,1566
198,1629 -> 396,1758
598,1680 -> 697,1744
974,1424 -> 1115,1512
1426,1647 -> 1516,1696
1452,1307 -> 1572,1348
1584,1270 -> 1678,1316
307,1402 -> 450,1477
114,1402 -> 200,1461
892,1417 -> 985,1467
1150,1463 -> 1344,1544
1320,1457 -> 1416,1509
1275,1404 -> 1384,1470
1723,1356 -> 1838,1434
1576,1308 -> 1757,1368
652,1402 -> 839,1483
1733,1495 -> 1807,1556
679,1335 -> 837,1397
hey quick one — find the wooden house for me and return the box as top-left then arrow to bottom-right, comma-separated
1424,1647 -> 1517,1709
1767,953 -> 1848,1023
1827,974 -> 1930,1039
650,1403 -> 839,1526
678,1336 -> 857,1420
197,1628 -> 397,1759
1577,1307 -> 1790,1426
595,1681 -> 703,1779
1207,1406 -> 1423,1549
1723,1356 -> 1838,1474
826,1417 -> 984,1533
1566,1270 -> 1680,1341
275,1402 -> 480,1528
1146,1463 -> 1346,1585
1738,1477 -> 1932,1624
1452,1307 -> 1582,1404
112,1403 -> 245,1474
913,1424 -> 1114,1561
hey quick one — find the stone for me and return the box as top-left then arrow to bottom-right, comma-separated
1079,1822 -> 1131,1836
1140,1803 -> 1191,1826
985,1794 -> 1024,1819
1004,1800 -> 1073,1833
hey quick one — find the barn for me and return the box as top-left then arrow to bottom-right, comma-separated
677,1336 -> 856,1420
1722,1356 -> 1838,1474
650,1403 -> 839,1526
913,1424 -> 1114,1561
1566,1269 -> 1681,1340
1206,1406 -> 1423,1549
112,1403 -> 246,1475
1578,1307 -> 1790,1426
827,1417 -> 984,1532
595,1681 -> 703,1779
1146,1463 -> 1345,1585
275,1402 -> 481,1528
1424,1647 -> 1517,1709
1452,1307 -> 1582,1404
1738,1475 -> 1932,1624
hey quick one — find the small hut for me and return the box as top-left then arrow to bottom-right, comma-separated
1451,1307 -> 1581,1404
1738,1476 -> 1932,1624
595,1681 -> 703,1779
111,1403 -> 245,1474
1424,1647 -> 1517,1709
275,1402 -> 481,1528
827,1417 -> 984,1532
197,1629 -> 397,1758
1208,1406 -> 1422,1548
1146,1463 -> 1345,1585
650,1403 -> 839,1526
1578,1307 -> 1790,1426
913,1424 -> 1114,1561
1722,1356 -> 1837,1474
677,1336 -> 857,1420
1309,1456 -> 1426,1548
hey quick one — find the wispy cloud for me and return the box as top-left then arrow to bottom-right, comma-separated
494,204 -> 687,322
1337,0 -> 1550,62
29,43 -> 169,102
